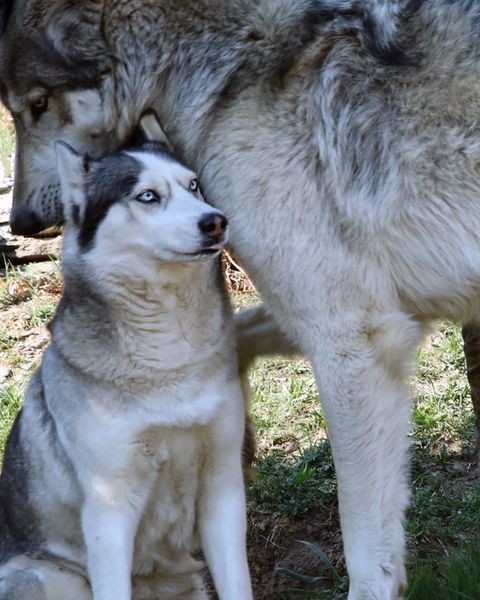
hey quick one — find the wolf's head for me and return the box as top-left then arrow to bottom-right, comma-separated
0,0 -> 419,237
0,0 -> 117,235
3,0 -> 480,241
56,114 -> 228,284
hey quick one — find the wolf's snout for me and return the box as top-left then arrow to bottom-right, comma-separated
9,208 -> 44,236
198,213 -> 228,241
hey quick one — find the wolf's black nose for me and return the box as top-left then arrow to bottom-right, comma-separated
198,213 -> 228,240
9,208 -> 44,236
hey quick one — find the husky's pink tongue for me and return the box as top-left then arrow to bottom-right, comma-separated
207,242 -> 225,251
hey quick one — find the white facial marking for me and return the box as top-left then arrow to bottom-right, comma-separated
82,151 -> 227,275
67,89 -> 106,136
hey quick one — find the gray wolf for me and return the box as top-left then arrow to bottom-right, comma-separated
0,114 -> 253,600
2,1 -> 480,598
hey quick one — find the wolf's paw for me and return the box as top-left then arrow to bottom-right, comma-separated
347,563 -> 406,600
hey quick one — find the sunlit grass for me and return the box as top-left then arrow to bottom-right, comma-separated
0,104 -> 14,180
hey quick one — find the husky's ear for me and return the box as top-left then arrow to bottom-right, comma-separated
138,111 -> 174,151
55,141 -> 89,224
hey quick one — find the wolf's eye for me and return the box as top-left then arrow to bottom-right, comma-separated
136,189 -> 160,204
30,96 -> 48,119
189,178 -> 198,192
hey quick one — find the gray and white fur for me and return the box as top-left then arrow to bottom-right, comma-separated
2,1 -> 480,598
0,116 -> 252,600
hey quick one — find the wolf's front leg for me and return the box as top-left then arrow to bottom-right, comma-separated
198,382 -> 253,600
82,490 -> 140,600
309,311 -> 423,600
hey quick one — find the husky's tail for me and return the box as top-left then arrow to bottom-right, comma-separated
0,556 -> 92,600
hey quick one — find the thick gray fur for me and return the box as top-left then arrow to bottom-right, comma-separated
1,1 -> 480,598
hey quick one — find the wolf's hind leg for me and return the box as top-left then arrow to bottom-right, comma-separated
235,304 -> 299,371
0,555 -> 92,600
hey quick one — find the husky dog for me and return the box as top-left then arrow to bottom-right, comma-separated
0,115 -> 253,600
2,1 -> 480,598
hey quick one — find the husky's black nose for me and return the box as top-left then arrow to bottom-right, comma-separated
198,213 -> 228,241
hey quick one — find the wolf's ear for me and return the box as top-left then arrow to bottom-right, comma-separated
55,141 -> 89,224
0,0 -> 15,34
138,111 -> 174,151
45,1 -> 108,69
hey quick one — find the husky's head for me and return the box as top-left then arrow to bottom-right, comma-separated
56,115 -> 228,276
0,0 -> 115,235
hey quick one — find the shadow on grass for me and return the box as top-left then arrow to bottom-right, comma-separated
248,442 -> 336,517
407,544 -> 480,600
247,426 -> 480,599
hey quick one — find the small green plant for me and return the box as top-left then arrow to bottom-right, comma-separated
0,380 -> 24,459
0,106 -> 14,180
276,541 -> 349,599
0,329 -> 17,351
0,263 -> 62,308
0,266 -> 33,307
250,356 -> 323,455
28,303 -> 56,328
413,322 -> 473,453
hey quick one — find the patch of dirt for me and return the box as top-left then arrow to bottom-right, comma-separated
0,189 -> 62,383
246,509 -> 344,599
202,505 -> 344,600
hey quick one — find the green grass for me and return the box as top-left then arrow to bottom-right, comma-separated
0,281 -> 477,599
0,266 -> 33,307
0,263 -> 61,308
27,302 -> 56,328
276,541 -> 349,600
407,545 -> 480,600
0,329 -> 17,351
0,381 -> 23,453
0,106 -> 14,179
245,319 -> 479,599
276,543 -> 480,600
250,357 -> 325,453
249,444 -> 336,517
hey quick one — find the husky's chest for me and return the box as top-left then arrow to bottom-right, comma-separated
131,427 -> 205,574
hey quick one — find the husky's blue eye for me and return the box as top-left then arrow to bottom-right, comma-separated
136,189 -> 160,203
189,178 -> 198,192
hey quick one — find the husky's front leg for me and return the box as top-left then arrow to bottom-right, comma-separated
82,489 -> 139,600
310,311 -> 423,600
198,383 -> 253,600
